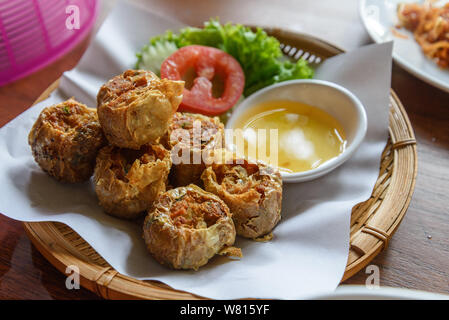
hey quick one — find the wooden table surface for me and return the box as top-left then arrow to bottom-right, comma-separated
0,0 -> 448,299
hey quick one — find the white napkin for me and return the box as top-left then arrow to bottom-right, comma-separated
0,1 -> 392,299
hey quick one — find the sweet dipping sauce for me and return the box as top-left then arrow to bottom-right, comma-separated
233,100 -> 347,173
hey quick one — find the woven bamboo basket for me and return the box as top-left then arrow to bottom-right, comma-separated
23,29 -> 417,299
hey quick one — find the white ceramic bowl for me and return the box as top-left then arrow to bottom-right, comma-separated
225,79 -> 367,183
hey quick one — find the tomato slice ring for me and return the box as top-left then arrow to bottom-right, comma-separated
160,45 -> 245,116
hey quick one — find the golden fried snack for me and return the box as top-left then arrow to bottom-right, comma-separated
94,144 -> 171,219
143,184 -> 236,270
201,150 -> 282,239
28,98 -> 106,183
163,112 -> 224,187
97,70 -> 184,149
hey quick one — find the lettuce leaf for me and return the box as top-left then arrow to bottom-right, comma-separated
135,40 -> 178,76
136,19 -> 314,96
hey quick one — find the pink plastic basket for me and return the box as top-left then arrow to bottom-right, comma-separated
0,0 -> 98,86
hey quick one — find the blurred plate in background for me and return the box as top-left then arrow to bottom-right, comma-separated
359,0 -> 449,93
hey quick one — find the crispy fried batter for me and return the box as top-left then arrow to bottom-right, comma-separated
218,246 -> 243,258
94,143 -> 171,219
201,149 -> 283,239
28,98 -> 106,183
253,232 -> 273,242
163,112 -> 224,186
143,184 -> 236,270
97,70 -> 184,149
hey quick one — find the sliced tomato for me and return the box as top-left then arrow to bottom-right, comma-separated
160,45 -> 245,116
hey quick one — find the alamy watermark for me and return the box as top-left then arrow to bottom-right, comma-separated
170,120 -> 279,169
65,265 -> 80,290
66,5 -> 80,30
365,264 -> 380,289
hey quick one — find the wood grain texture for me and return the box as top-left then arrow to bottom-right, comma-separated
344,64 -> 449,294
0,215 -> 99,300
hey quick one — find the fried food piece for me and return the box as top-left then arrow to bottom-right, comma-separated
143,184 -> 236,270
28,98 -> 106,183
94,143 -> 171,219
163,112 -> 224,186
218,246 -> 243,258
397,2 -> 449,68
97,70 -> 184,149
201,150 -> 282,239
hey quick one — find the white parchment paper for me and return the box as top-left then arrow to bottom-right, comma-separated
0,1 -> 392,299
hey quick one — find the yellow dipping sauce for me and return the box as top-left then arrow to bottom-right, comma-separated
233,100 -> 347,173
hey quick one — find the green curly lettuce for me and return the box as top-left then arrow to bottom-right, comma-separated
135,19 -> 314,96
135,40 -> 178,76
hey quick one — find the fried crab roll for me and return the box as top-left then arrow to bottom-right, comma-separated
97,69 -> 184,149
143,184 -> 237,270
94,143 -> 171,219
28,98 -> 106,183
201,150 -> 283,239
163,112 -> 224,187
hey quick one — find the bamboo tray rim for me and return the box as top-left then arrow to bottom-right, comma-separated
22,29 -> 418,299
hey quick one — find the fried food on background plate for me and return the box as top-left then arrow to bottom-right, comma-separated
143,184 -> 237,270
28,98 -> 106,183
162,112 -> 224,187
97,70 -> 184,149
94,143 -> 171,219
201,149 -> 283,239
